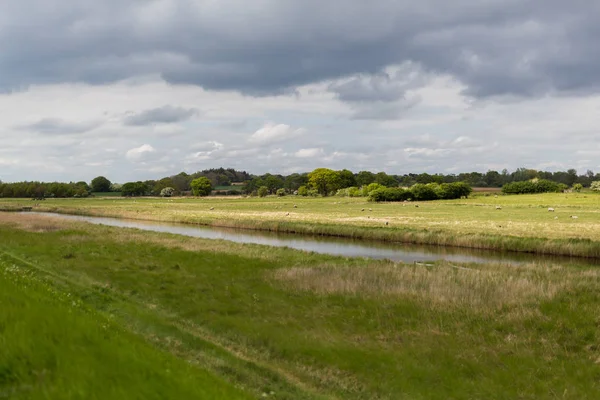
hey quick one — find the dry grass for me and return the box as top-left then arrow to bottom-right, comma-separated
272,262 -> 586,312
0,213 -> 67,232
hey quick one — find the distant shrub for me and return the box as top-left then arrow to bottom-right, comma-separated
368,187 -> 412,202
591,181 -> 600,191
502,179 -> 564,194
410,183 -> 439,201
276,188 -> 286,197
297,186 -> 309,196
160,187 -> 175,197
572,183 -> 583,192
257,186 -> 269,197
362,183 -> 385,197
369,182 -> 472,202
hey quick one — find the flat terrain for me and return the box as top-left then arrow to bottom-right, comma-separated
1,213 -> 600,398
1,192 -> 600,256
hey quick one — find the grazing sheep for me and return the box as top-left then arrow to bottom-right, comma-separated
548,207 -> 555,212
496,206 -> 502,210
571,215 -> 578,219
369,208 -> 372,211
385,221 -> 389,226
286,212 -> 290,216
361,208 -> 365,211
294,204 -> 297,208
494,194 -> 498,198
209,207 -> 214,210
554,216 -> 558,219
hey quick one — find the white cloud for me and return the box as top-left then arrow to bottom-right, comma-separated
295,148 -> 324,158
126,144 -> 156,162
249,123 -> 304,144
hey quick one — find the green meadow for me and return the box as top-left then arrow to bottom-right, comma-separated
2,210 -> 600,399
2,191 -> 600,256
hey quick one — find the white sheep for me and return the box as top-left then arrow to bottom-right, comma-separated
548,207 -> 555,212
496,206 -> 502,210
571,215 -> 578,219
209,207 -> 214,210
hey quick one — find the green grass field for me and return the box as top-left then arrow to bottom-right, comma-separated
2,192 -> 600,257
1,212 -> 600,399
0,241 -> 251,399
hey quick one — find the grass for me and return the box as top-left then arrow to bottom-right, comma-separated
2,213 -> 600,399
0,247 -> 251,399
2,192 -> 600,257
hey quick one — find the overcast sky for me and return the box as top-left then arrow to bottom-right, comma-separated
2,0 -> 600,183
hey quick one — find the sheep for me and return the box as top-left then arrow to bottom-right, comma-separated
293,204 -> 298,208
286,212 -> 290,216
548,207 -> 555,212
415,205 -> 419,208
369,208 -> 372,212
209,207 -> 214,210
385,221 -> 389,226
361,208 -> 365,211
495,206 -> 502,210
570,215 -> 578,219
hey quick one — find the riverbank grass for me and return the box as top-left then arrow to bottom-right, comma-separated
1,213 -> 600,399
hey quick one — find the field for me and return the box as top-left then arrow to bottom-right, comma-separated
1,211 -> 600,399
2,192 -> 600,257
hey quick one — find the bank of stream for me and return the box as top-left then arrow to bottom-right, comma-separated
19,211 -> 598,266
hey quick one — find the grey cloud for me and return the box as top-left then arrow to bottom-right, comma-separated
123,105 -> 199,126
18,118 -> 100,134
1,1 -> 600,98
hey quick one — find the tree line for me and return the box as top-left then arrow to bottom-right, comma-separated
1,167 -> 599,198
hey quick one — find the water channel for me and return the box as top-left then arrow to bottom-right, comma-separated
22,211 -> 597,266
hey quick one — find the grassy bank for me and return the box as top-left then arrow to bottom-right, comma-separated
0,244 -> 251,399
1,213 -> 600,399
1,192 -> 600,257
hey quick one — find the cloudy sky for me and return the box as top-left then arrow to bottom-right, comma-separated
1,0 -> 600,183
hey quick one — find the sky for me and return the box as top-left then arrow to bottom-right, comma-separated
1,0 -> 600,183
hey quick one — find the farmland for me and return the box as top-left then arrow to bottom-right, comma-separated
2,211 -> 600,399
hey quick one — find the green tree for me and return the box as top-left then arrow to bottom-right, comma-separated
338,169 -> 357,188
356,171 -> 376,187
308,168 -> 341,196
375,172 -> 398,187
91,176 -> 112,192
190,177 -> 212,196
572,183 -> 583,192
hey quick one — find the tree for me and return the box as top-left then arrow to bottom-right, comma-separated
308,168 -> 341,196
591,181 -> 600,191
375,172 -> 398,187
572,183 -> 583,192
356,171 -> 376,187
160,187 -> 175,197
276,188 -> 286,197
91,176 -> 111,192
338,169 -> 357,188
190,177 -> 212,196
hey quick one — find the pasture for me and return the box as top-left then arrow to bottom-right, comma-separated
1,212 -> 600,399
1,192 -> 600,257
